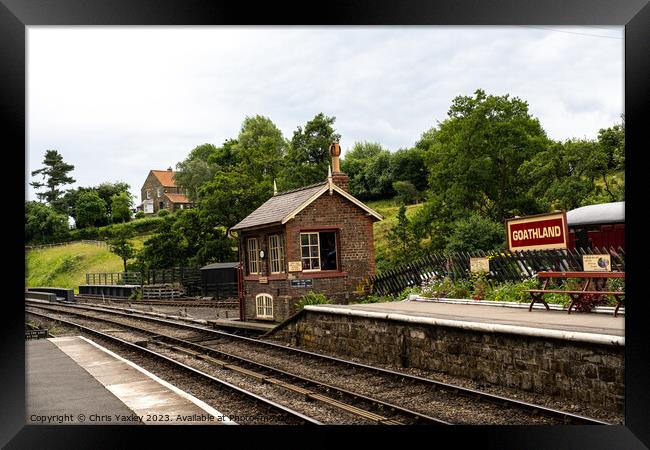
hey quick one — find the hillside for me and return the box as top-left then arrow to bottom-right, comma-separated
25,200 -> 420,293
25,235 -> 151,293
366,199 -> 424,270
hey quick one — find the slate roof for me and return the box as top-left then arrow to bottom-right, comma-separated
200,262 -> 241,270
230,182 -> 327,231
566,201 -> 625,226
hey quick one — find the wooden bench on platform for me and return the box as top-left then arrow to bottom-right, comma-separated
527,271 -> 625,316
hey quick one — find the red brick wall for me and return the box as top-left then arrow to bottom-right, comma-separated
240,190 -> 376,322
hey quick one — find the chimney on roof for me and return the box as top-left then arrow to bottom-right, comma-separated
329,141 -> 349,192
167,167 -> 173,171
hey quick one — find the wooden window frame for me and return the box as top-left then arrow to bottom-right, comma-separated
268,234 -> 285,274
255,293 -> 274,319
247,238 -> 259,275
300,231 -> 339,272
300,232 -> 321,271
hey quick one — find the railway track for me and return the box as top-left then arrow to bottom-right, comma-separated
75,294 -> 238,308
25,300 -> 611,425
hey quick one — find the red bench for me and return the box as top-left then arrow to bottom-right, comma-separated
527,271 -> 625,316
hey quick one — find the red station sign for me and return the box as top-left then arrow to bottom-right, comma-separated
505,211 -> 569,252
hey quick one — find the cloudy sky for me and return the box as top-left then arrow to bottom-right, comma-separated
27,26 -> 624,204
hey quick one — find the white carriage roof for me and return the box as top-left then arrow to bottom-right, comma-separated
566,201 -> 624,226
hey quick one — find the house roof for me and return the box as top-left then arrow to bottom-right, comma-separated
230,180 -> 383,232
566,201 -> 625,226
164,193 -> 191,204
151,170 -> 178,187
200,262 -> 240,270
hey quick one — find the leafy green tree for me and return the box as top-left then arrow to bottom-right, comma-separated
389,147 -> 429,193
108,227 -> 136,271
342,142 -> 393,199
392,180 -> 420,205
75,191 -> 108,228
174,143 -> 220,202
95,182 -> 131,216
386,205 -> 421,265
110,192 -> 133,223
199,168 -> 273,231
234,115 -> 287,182
519,140 -> 597,211
30,150 -> 76,208
422,89 -> 549,222
25,201 -> 69,243
138,216 -> 185,269
281,113 -> 341,189
445,213 -> 505,253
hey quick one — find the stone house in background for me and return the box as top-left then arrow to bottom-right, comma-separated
230,142 -> 383,323
140,168 -> 193,214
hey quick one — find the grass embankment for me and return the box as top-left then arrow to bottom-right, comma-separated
366,199 -> 423,270
25,235 -> 152,293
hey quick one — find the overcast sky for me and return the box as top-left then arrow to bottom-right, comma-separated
27,26 -> 624,204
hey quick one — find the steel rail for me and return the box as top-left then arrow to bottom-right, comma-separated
25,309 -> 321,425
25,300 -> 611,425
26,304 -> 445,424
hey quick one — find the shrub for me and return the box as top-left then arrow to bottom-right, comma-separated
134,211 -> 145,219
351,294 -> 397,304
486,277 -> 537,303
157,209 -> 170,217
294,291 -> 331,311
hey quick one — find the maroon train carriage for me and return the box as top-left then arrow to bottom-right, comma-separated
566,201 -> 624,250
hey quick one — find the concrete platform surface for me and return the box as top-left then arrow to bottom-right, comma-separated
27,336 -> 233,425
318,300 -> 624,337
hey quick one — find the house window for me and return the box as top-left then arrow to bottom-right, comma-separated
300,231 -> 338,271
255,294 -> 273,319
247,238 -> 259,274
146,190 -> 151,199
157,188 -> 163,197
268,234 -> 285,273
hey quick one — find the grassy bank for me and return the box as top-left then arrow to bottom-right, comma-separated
25,235 -> 152,293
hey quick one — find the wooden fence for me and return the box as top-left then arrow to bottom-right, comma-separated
367,247 -> 625,297
85,267 -> 203,296
26,239 -> 108,251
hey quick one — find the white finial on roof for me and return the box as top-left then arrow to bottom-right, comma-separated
273,179 -> 278,196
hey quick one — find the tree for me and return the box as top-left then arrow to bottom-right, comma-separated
199,168 -> 273,232
234,115 -> 287,182
25,201 -> 69,243
445,213 -> 505,253
30,150 -> 76,208
386,204 -> 421,265
95,182 -> 130,216
389,147 -> 429,193
175,143 -> 220,202
341,142 -> 393,200
422,89 -> 549,222
281,113 -> 341,189
110,192 -> 133,223
392,180 -> 420,205
75,191 -> 107,228
108,228 -> 136,272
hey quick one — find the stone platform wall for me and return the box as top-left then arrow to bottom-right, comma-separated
268,310 -> 624,411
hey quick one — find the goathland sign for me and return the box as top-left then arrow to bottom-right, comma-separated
505,211 -> 569,252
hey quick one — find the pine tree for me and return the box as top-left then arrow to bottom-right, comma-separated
30,150 -> 76,207
387,204 -> 418,264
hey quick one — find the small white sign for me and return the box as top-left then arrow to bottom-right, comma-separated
583,254 -> 611,272
470,257 -> 490,273
288,261 -> 302,272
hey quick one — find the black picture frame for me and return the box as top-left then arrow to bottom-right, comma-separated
4,0 -> 648,448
